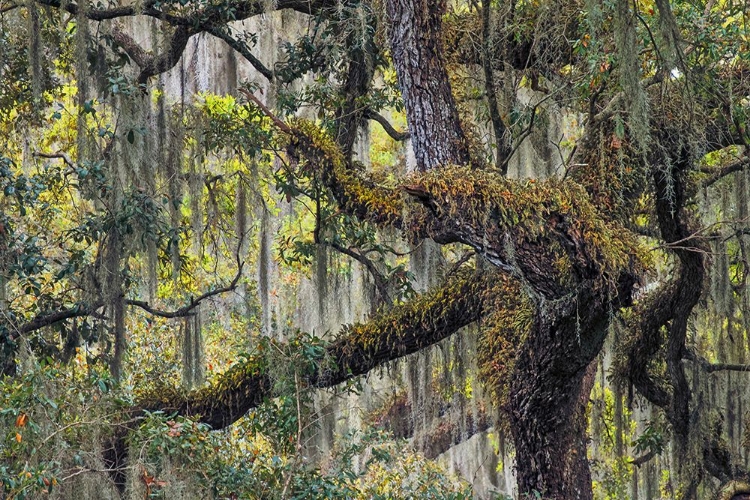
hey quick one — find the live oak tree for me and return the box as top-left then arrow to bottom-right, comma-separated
1,0 -> 750,499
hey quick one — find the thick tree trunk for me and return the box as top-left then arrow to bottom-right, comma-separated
384,0 -> 471,171
508,288 -> 615,500
381,3 -> 633,497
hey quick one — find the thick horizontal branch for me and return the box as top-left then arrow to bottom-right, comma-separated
138,269 -> 493,429
685,349 -> 750,373
270,116 -> 641,300
701,157 -> 750,188
34,0 -> 331,23
17,302 -> 103,337
32,0 -> 338,84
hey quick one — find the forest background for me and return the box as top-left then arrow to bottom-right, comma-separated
1,0 -> 750,499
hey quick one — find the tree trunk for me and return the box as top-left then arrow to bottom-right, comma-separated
384,0 -> 471,171
382,2 -> 625,497
508,288 -> 613,500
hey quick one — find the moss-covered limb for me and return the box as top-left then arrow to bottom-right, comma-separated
477,277 -> 533,406
405,165 -> 643,298
136,269 -> 493,430
138,356 -> 273,430
287,119 -> 405,227
311,268 -> 493,387
282,120 -> 642,302
717,481 -> 750,500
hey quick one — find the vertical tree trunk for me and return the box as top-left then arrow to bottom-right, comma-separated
508,289 -> 614,500
384,0 -> 471,171
383,2 -> 610,498
386,0 -> 627,500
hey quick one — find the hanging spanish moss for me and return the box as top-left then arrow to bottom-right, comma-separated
235,174 -> 247,247
166,107 -> 185,283
315,244 -> 328,329
74,0 -> 96,166
181,306 -> 205,389
654,0 -> 683,72
613,0 -> 650,153
26,0 -> 42,107
258,202 -> 271,337
189,148 -> 204,254
101,228 -> 125,381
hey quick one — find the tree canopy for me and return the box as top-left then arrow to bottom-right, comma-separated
1,0 -> 750,498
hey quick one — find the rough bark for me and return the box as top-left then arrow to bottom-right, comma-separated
384,0 -> 471,171
508,284 -> 629,499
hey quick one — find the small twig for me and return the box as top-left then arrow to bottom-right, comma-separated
498,92 -> 556,173
33,152 -> 75,169
238,88 -> 292,134
0,3 -> 20,14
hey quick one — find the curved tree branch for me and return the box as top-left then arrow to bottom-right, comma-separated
138,268 -> 494,429
701,157 -> 750,188
363,109 -> 410,142
12,264 -> 243,336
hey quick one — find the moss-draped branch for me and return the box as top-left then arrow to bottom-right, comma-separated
137,268 -> 493,429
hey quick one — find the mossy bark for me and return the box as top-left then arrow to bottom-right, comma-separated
509,285 -> 629,499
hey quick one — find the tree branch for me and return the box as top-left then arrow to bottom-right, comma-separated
479,0 -> 511,173
685,349 -> 750,373
498,92 -> 555,174
128,262 -> 244,318
33,152 -> 75,169
34,0 -> 332,23
112,24 -> 194,85
238,88 -> 292,133
363,109 -> 410,141
16,302 -> 104,337
13,264 -> 243,335
701,157 -> 750,188
325,241 -> 391,303
0,2 -> 19,14
630,449 -> 658,467
202,25 -> 274,82
138,268 -> 493,429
